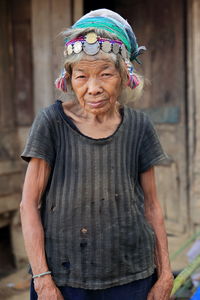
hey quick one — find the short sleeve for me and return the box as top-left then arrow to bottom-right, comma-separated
138,115 -> 168,173
21,110 -> 55,167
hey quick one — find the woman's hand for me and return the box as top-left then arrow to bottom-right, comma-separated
34,276 -> 64,300
147,272 -> 174,300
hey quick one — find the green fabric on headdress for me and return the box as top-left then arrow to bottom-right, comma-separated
72,17 -> 132,55
70,12 -> 146,62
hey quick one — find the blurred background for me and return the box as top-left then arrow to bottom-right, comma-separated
0,0 -> 200,299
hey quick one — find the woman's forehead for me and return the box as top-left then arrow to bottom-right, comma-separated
72,58 -> 116,71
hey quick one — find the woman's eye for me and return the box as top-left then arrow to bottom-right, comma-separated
76,75 -> 86,79
102,73 -> 112,77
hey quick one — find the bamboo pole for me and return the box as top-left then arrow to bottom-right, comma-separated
171,254 -> 200,296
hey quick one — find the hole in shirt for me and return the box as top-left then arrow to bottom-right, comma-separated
101,198 -> 105,201
80,227 -> 88,234
62,261 -> 70,269
80,241 -> 88,249
50,205 -> 56,212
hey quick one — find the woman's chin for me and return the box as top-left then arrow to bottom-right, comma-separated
85,105 -> 111,115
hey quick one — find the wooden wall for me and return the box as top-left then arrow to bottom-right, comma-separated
187,0 -> 200,231
0,0 -> 80,268
0,0 -> 28,267
114,0 -> 188,235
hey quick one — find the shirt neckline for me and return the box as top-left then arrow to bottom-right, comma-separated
55,100 -> 127,144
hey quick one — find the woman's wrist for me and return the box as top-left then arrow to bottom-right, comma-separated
34,274 -> 55,292
31,263 -> 50,278
33,271 -> 52,279
158,270 -> 174,280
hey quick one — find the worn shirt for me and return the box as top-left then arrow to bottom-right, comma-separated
21,100 -> 168,289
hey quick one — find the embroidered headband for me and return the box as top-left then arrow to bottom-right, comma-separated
64,32 -> 128,59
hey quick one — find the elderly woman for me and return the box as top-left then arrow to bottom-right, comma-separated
20,9 -> 173,300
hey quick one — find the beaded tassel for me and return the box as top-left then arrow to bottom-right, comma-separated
55,70 -> 68,92
125,60 -> 140,89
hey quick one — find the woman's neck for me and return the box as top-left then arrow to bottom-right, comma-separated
62,100 -> 121,125
62,100 -> 122,139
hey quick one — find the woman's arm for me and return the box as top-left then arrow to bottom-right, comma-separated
20,158 -> 63,299
140,166 -> 173,300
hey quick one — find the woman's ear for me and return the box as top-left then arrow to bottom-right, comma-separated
55,70 -> 70,93
124,60 -> 140,89
127,73 -> 140,89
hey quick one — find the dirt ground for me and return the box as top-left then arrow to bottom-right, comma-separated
0,268 -> 30,300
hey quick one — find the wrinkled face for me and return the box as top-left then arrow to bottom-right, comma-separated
71,57 -> 122,115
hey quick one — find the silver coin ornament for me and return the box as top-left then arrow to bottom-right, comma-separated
120,44 -> 127,59
64,32 -> 129,60
63,48 -> 68,57
112,43 -> 120,54
101,41 -> 112,53
85,32 -> 98,44
83,41 -> 100,55
73,41 -> 83,54
67,44 -> 73,55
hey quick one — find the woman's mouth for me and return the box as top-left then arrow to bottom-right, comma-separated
87,100 -> 107,108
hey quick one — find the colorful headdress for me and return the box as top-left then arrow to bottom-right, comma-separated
64,33 -> 128,59
55,9 -> 146,92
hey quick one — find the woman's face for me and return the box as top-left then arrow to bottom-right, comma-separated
71,56 -> 122,115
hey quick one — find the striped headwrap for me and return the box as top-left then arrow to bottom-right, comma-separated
71,9 -> 146,62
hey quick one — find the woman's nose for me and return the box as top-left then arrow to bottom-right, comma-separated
87,78 -> 103,95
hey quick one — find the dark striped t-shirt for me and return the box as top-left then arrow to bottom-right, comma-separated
21,100 -> 167,289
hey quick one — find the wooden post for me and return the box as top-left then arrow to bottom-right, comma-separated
31,0 -> 73,113
187,0 -> 200,228
73,0 -> 84,23
0,0 -> 15,129
31,0 -> 54,112
51,0 -> 73,92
